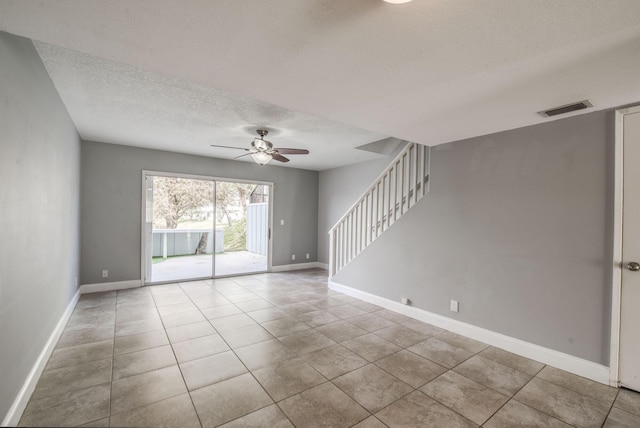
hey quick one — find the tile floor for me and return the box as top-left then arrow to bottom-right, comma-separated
18,269 -> 640,427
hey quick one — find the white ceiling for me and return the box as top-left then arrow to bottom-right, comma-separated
2,0 -> 640,171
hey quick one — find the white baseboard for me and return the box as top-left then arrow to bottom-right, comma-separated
271,262 -> 328,272
2,289 -> 80,427
329,280 -> 611,385
79,279 -> 142,294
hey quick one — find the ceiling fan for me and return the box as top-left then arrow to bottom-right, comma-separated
210,129 -> 309,166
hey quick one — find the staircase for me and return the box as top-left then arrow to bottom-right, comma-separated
329,142 -> 430,277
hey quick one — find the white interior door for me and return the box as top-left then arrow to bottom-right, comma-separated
620,107 -> 640,392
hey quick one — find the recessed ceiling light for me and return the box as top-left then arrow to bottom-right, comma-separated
384,0 -> 413,3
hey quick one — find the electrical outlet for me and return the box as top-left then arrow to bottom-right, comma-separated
450,300 -> 459,313
401,297 -> 411,305
291,254 -> 296,261
102,270 -> 109,278
306,253 -> 310,259
280,219 -> 285,226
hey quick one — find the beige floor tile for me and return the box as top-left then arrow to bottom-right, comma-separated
421,371 -> 509,425
112,344 -> 176,380
109,393 -> 201,428
408,338 -> 473,369
375,390 -> 477,428
115,304 -> 160,324
604,407 -> 640,428
301,344 -> 368,379
226,292 -> 260,303
172,333 -> 229,363
191,294 -> 231,309
373,324 -> 431,348
235,299 -> 274,312
401,319 -> 446,336
235,338 -> 298,370
19,383 -> 110,427
65,311 -> 116,332
333,364 -> 413,413
484,400 -> 572,428
453,355 -> 532,396
153,294 -> 191,306
615,388 -> 640,416
165,320 -> 216,343
56,325 -> 114,349
218,323 -> 275,348
375,309 -> 412,324
278,382 -> 369,428
160,310 -> 206,328
348,313 -> 396,332
352,416 -> 388,428
219,404 -> 293,427
75,292 -> 116,309
209,313 -> 258,331
537,365 -> 618,405
279,329 -> 336,354
114,329 -> 169,355
515,377 -> 610,428
262,316 -> 311,337
326,304 -> 368,319
264,293 -> 303,306
278,302 -> 320,316
295,310 -> 342,328
79,417 -> 109,426
342,333 -> 401,362
436,331 -> 488,354
315,320 -> 368,343
191,373 -> 273,427
31,358 -> 112,400
180,350 -> 248,391
247,307 -> 289,323
116,289 -> 153,303
479,346 -> 545,376
200,303 -> 243,319
307,297 -> 350,309
375,349 -> 447,388
349,301 -> 383,313
22,271 -> 630,428
115,317 -> 164,337
110,365 -> 187,414
156,301 -> 198,317
46,339 -> 113,370
252,357 -> 326,401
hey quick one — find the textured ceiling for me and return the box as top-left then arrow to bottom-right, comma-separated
2,0 -> 640,170
32,42 -> 387,170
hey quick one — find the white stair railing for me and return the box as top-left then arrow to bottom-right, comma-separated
329,142 -> 430,277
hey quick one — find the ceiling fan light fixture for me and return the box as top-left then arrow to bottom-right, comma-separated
253,138 -> 270,151
252,152 -> 272,166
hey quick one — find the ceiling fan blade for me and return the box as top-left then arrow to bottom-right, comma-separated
210,144 -> 249,151
233,152 -> 255,160
274,148 -> 309,155
271,153 -> 290,163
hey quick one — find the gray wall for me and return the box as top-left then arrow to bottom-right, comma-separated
332,111 -> 613,365
317,146 -> 406,264
0,33 -> 81,421
80,141 -> 318,284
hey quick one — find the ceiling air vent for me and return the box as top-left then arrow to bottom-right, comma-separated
538,100 -> 593,117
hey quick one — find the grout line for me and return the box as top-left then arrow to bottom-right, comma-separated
107,291 -> 118,425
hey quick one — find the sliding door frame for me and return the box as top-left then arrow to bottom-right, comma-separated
140,170 -> 273,285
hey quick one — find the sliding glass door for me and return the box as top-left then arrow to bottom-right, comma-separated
143,172 -> 270,284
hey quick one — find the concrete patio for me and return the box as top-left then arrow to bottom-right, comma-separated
150,251 -> 267,282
